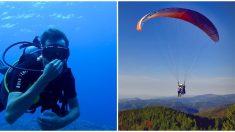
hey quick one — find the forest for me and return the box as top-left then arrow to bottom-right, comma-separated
119,104 -> 235,130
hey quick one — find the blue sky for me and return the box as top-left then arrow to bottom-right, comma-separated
119,2 -> 235,98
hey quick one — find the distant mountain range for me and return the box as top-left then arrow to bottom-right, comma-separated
119,94 -> 235,114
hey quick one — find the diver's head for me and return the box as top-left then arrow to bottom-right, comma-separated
40,28 -> 70,66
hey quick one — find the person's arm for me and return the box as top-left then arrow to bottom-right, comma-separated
60,97 -> 80,125
38,97 -> 80,130
5,59 -> 64,124
37,67 -> 79,130
5,75 -> 50,124
58,69 -> 79,126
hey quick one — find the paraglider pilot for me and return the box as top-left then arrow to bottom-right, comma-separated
177,81 -> 186,97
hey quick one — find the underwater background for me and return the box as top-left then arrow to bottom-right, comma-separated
0,2 -> 117,130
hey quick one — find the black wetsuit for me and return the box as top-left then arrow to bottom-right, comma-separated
0,56 -> 76,116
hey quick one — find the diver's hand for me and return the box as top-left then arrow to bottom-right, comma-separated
41,59 -> 64,83
37,111 -> 66,130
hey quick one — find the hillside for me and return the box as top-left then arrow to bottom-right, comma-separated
119,104 -> 235,130
119,106 -> 223,130
195,104 -> 232,118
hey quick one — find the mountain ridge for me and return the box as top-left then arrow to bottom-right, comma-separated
119,94 -> 235,114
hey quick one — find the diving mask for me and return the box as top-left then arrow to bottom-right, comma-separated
42,45 -> 69,61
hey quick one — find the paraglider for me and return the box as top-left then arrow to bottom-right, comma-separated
137,7 -> 219,42
136,7 -> 219,97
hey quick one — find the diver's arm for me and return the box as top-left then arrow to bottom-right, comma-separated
60,97 -> 80,126
5,59 -> 64,124
5,75 -> 50,124
37,97 -> 79,130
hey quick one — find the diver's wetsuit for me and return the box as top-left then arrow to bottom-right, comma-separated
0,56 -> 76,115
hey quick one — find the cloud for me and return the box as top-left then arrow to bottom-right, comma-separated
35,14 -> 40,17
1,13 -> 36,21
49,13 -> 75,19
9,6 -> 15,9
1,23 -> 16,28
47,24 -> 56,28
0,12 -> 8,16
77,16 -> 83,19
32,2 -> 47,8
15,14 -> 35,19
19,28 -> 32,33
1,16 -> 13,20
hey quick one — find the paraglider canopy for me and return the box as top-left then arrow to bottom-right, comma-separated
137,7 -> 219,42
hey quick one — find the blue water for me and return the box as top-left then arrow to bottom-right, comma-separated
0,2 -> 117,130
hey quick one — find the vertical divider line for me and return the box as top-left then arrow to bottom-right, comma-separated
116,0 -> 119,130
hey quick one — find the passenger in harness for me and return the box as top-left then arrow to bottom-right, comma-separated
0,28 -> 80,130
177,81 -> 186,97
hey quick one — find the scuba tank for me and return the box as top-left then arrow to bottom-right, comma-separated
2,36 -> 43,72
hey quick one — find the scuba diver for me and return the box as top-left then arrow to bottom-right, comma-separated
177,81 -> 186,97
0,28 -> 80,130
